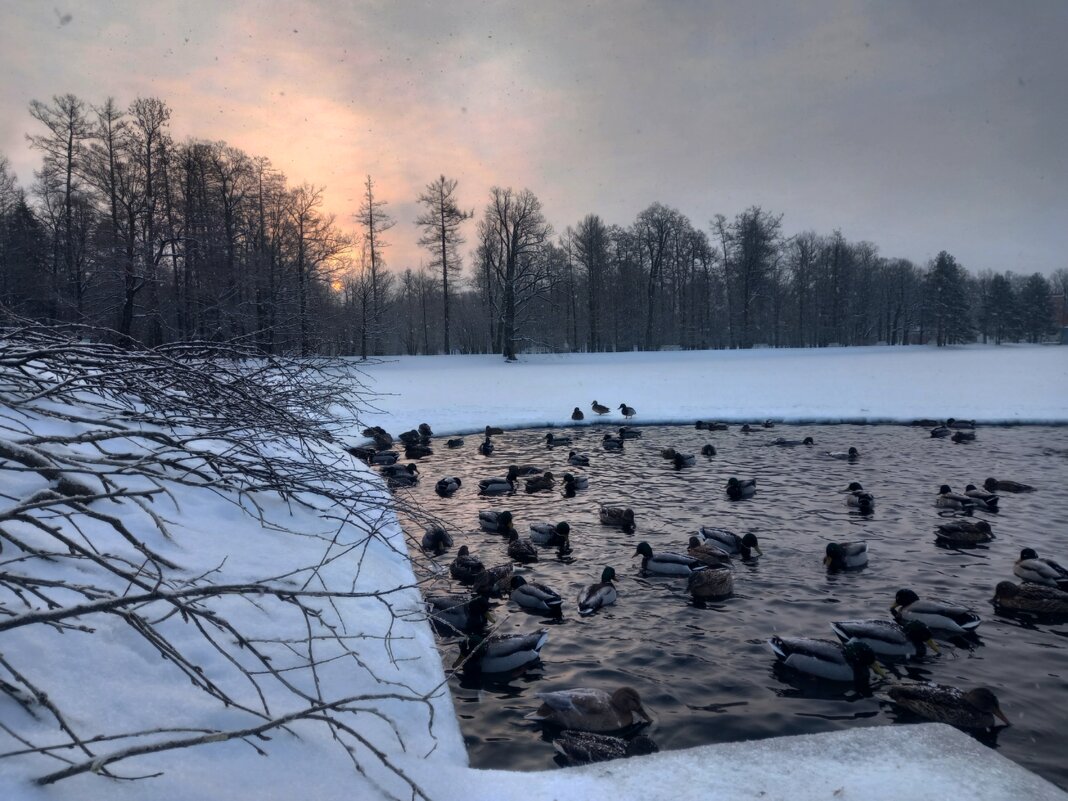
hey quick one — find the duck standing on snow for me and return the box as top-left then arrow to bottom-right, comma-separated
449,545 -> 485,583
618,403 -> 636,420
510,575 -> 564,619
552,731 -> 659,766
843,482 -> 875,513
591,400 -> 611,415
824,541 -> 868,571
578,567 -> 619,615
830,619 -> 939,658
1013,548 -> 1068,589
984,476 -> 1034,493
459,629 -> 548,675
506,529 -> 539,563
887,684 -> 1009,729
994,581 -> 1068,615
634,541 -> 708,577
725,477 -> 756,500
767,637 -> 884,689
526,686 -> 651,732
435,476 -> 462,497
599,505 -> 635,532
891,589 -> 981,634
421,525 -> 454,555
572,407 -> 585,421
935,519 -> 993,546
700,527 -> 762,559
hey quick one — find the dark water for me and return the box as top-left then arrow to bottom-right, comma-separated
396,423 -> 1068,786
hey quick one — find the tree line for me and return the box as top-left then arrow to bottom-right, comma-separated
1,93 -> 1063,358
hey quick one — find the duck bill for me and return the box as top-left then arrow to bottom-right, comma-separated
637,705 -> 652,723
754,545 -> 764,556
926,639 -> 941,654
822,555 -> 832,567
870,661 -> 887,678
994,707 -> 1010,726
485,611 -> 496,624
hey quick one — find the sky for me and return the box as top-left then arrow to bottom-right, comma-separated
1,1 -> 1066,276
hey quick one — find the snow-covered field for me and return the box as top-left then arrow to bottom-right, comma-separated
3,343 -> 1067,801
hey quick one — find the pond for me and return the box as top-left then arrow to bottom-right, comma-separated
393,422 -> 1068,787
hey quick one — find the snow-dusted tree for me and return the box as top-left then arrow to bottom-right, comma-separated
1017,272 -> 1054,343
354,175 -> 395,356
415,175 -> 471,355
924,251 -> 973,346
573,213 -> 608,351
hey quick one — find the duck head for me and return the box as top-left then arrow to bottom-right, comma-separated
964,688 -> 1010,726
802,437 -> 814,445
901,619 -> 939,656
1019,547 -> 1039,561
938,484 -> 953,495
983,477 -> 999,492
509,575 -> 527,592
846,482 -> 864,492
842,639 -> 884,690
892,588 -> 920,614
612,686 -> 651,723
633,541 -> 654,563
824,542 -> 845,569
740,532 -> 763,557
600,566 -> 617,584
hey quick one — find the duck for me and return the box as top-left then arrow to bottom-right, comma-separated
525,472 -> 556,493
506,529 -> 539,563
591,400 -> 611,415
446,437 -> 465,448
935,484 -> 976,510
740,424 -> 752,434
509,463 -> 545,476
371,450 -> 400,466
602,434 -> 625,451
659,447 -> 678,460
672,452 -> 696,469
426,594 -> 492,636
552,731 -> 659,766
361,425 -> 388,438
634,541 -> 708,577
478,509 -> 514,533
473,564 -> 513,597
347,445 -> 377,462
962,484 -> 998,511
929,425 -> 951,438
951,430 -> 976,444
827,447 -> 860,460
567,451 -> 590,466
701,444 -> 716,457
571,407 -> 585,421
770,436 -> 814,447
381,461 -> 418,478
824,541 -> 868,571
449,546 -> 485,584
763,420 -> 776,428
372,430 -> 394,450
984,476 -> 1034,493
562,473 -> 588,494
618,426 -> 642,439
421,525 -> 454,555
891,589 -> 981,634
843,482 -> 875,513
459,629 -> 548,675
510,575 -> 563,619
398,429 -> 422,446
578,567 -> 619,615
994,581 -> 1068,615
434,476 -> 462,497
385,464 -> 420,488
887,684 -> 1008,729
485,425 -> 504,436
526,686 -> 651,732
1013,548 -> 1068,589
696,420 -> 729,431
478,466 -> 519,495
725,477 -> 756,500
830,619 -> 939,659
946,418 -> 976,430
767,637 -> 884,688
599,505 -> 635,532
545,432 -> 573,447
688,566 -> 734,601
418,422 -> 433,438
618,403 -> 637,420
699,527 -> 762,558
687,536 -> 733,567
935,519 -> 993,546
530,521 -> 571,549
478,436 -> 494,456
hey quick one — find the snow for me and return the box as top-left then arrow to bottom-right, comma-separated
2,343 -> 1067,801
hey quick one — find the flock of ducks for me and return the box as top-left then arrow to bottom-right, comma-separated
349,410 -> 1061,767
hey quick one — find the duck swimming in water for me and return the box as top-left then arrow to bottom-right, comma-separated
699,527 -> 762,559
963,484 -> 999,511
525,472 -> 556,493
478,436 -> 494,456
672,452 -> 696,469
843,482 -> 875,513
824,541 -> 868,571
562,473 -> 588,494
994,581 -> 1068,616
434,476 -> 462,497
426,594 -> 492,636
567,451 -> 590,466
506,529 -> 539,563
599,505 -> 635,532
935,519 -> 993,546
887,684 -> 1008,729
935,484 -> 976,511
526,686 -> 651,732
478,468 -> 518,495
891,588 -> 981,634
446,437 -> 464,448
478,509 -> 514,534
1013,548 -> 1068,589
830,619 -> 939,658
459,629 -> 548,675
634,541 -> 708,577
827,447 -> 860,460
725,477 -> 756,500
552,731 -> 659,766
770,436 -> 814,447
509,575 -> 564,619
929,425 -> 951,438
767,637 -> 884,689
701,443 -> 716,457
688,565 -> 733,601
951,430 -> 975,444
984,476 -> 1034,493
578,567 -> 619,616
421,525 -> 454,555
529,521 -> 572,554
618,426 -> 642,439
687,536 -> 733,567
473,564 -> 513,597
602,434 -> 625,451
449,546 -> 485,584
545,433 -> 573,447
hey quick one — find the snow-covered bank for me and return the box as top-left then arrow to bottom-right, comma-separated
355,345 -> 1068,434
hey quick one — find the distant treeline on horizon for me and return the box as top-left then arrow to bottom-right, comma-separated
1,93 -> 1063,358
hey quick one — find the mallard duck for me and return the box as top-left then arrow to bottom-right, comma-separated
384,464 -> 420,488
984,476 -> 1034,493
372,430 -> 394,450
530,521 -> 571,548
602,434 -> 624,451
634,541 -> 708,577
1014,548 -> 1068,589
399,429 -> 422,446
418,422 -> 433,437
421,525 -> 453,555
478,467 -> 519,495
506,529 -> 539,563
961,484 -> 998,511
446,437 -> 464,448
567,451 -> 590,466
591,400 -> 611,415
741,424 -> 752,433
478,509 -> 513,533
449,546 -> 485,583
599,505 -> 635,532
688,566 -> 733,600
699,527 -> 762,558
618,403 -> 636,419
460,629 -> 548,674
371,450 -> 400,465
929,425 -> 951,438
725,477 -> 756,500
525,472 -> 556,493
935,519 -> 993,546
659,447 -> 678,459
763,420 -> 776,428
672,452 -> 696,469
843,482 -> 875,513
946,418 -> 975,430
552,731 -> 659,766
485,425 -> 504,436
830,619 -> 939,658
887,684 -> 1008,729
473,563 -> 513,597
687,536 -> 733,567
951,430 -> 975,444
618,426 -> 642,439
347,445 -> 376,462
478,436 -> 494,456
510,575 -> 564,619
571,407 -> 585,421
994,581 -> 1068,615
578,567 -> 618,615
526,686 -> 651,732
891,588 -> 981,633
696,420 -> 728,430
562,473 -> 588,493
546,433 -> 573,447
381,461 -> 418,478
435,476 -> 462,497
935,484 -> 976,510
509,464 -> 545,476
426,594 -> 492,636
770,436 -> 814,447
827,447 -> 860,460
701,444 -> 716,457
361,425 -> 388,438
767,636 -> 883,688
824,541 -> 868,571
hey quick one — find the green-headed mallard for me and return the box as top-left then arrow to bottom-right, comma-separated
688,565 -> 733,600
478,509 -> 513,533
726,477 -> 756,500
449,545 -> 485,584
891,588 -> 981,634
935,519 -> 993,546
510,575 -> 563,619
571,407 -> 585,421
672,452 -> 696,469
634,541 -> 708,577
434,476 -> 462,497
767,636 -> 884,689
460,629 -> 547,674
830,619 -> 939,658
530,521 -> 571,548
824,541 -> 868,571
525,472 -> 556,494
936,484 -> 976,510
985,476 -> 1034,493
687,536 -> 733,567
478,436 -> 495,456
827,447 -> 860,460
426,594 -> 492,636
591,400 -> 611,415
421,525 -> 454,555
562,473 -> 588,494
963,484 -> 999,511
700,527 -> 762,558
618,403 -> 636,419
599,505 -> 635,531
478,467 -> 519,495
843,482 -> 875,513
701,444 -> 716,457
887,684 -> 1008,729
1014,548 -> 1068,589
568,451 -> 590,466
545,433 -> 573,447
994,581 -> 1068,615
506,528 -> 539,563
552,731 -> 659,765
578,567 -> 618,616
526,686 -> 650,732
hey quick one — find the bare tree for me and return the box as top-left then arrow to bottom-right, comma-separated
415,175 -> 471,355
354,175 -> 394,356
